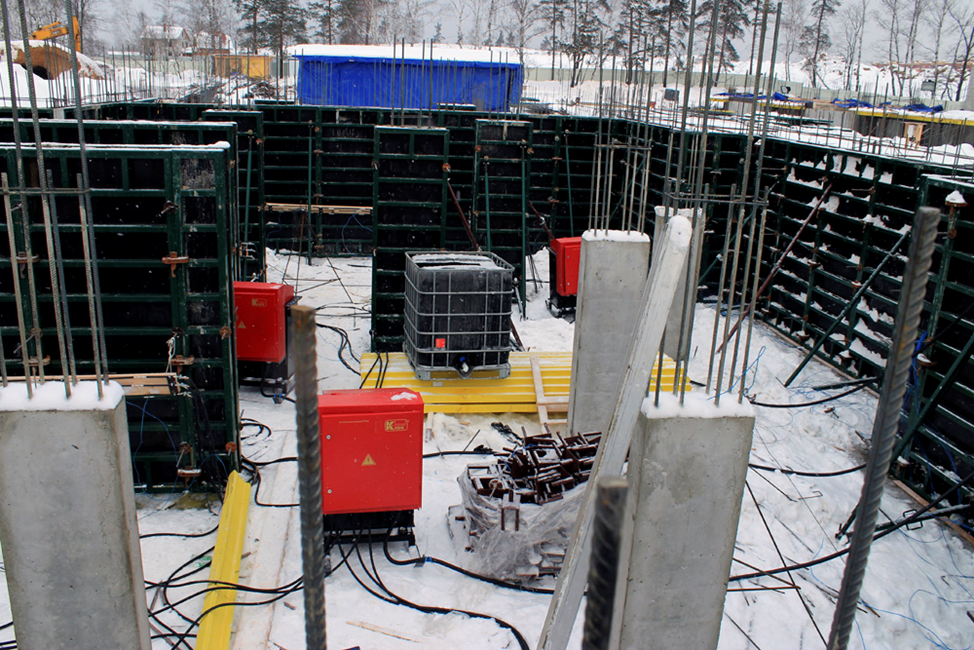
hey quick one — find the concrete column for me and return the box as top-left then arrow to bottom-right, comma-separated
567,229 -> 651,436
615,392 -> 754,650
0,382 -> 151,650
653,205 -> 704,363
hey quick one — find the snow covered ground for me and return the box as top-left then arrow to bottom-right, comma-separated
0,248 -> 973,649
7,247 -> 972,649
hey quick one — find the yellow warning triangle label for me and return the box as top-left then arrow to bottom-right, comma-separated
361,454 -> 376,467
238,320 -> 246,329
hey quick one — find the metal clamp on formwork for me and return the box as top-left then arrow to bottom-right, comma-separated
161,251 -> 190,277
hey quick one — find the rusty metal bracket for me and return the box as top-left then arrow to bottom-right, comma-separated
161,251 -> 190,277
220,326 -> 232,339
15,252 -> 39,278
170,355 -> 195,371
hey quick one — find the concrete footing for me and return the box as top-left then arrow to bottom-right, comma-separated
614,392 -> 755,649
567,229 -> 651,436
0,381 -> 151,650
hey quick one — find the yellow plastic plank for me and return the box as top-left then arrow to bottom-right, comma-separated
359,352 -> 687,414
195,471 -> 252,650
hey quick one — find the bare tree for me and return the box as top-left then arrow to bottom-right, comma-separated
923,0 -> 952,99
948,0 -> 974,100
507,0 -> 541,62
779,0 -> 806,79
876,0 -> 905,93
837,0 -> 867,90
180,0 -> 234,45
448,0 -> 469,44
902,0 -> 928,94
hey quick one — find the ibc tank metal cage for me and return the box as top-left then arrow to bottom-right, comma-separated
403,251 -> 514,380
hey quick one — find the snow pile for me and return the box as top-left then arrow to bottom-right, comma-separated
0,380 -> 124,411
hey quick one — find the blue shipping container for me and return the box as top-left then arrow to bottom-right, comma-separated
294,54 -> 523,111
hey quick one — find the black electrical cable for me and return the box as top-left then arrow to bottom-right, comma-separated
748,462 -> 867,478
158,547 -> 217,628
422,448 -> 496,458
168,582 -> 304,649
339,535 -> 530,650
152,575 -> 305,621
316,322 -> 360,375
376,351 -> 389,389
140,522 -> 220,540
383,534 -> 555,595
748,383 -> 869,409
731,464 -> 974,582
239,457 -> 299,508
358,353 -> 380,389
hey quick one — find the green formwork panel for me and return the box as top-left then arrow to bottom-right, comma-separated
894,174 -> 974,502
0,143 -> 239,492
474,119 -> 533,306
0,119 -> 246,279
204,109 -> 266,280
371,125 -> 450,352
754,139 -> 974,505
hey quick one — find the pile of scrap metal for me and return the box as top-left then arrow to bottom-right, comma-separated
450,431 -> 601,581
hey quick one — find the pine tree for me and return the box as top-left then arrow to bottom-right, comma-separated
258,0 -> 308,54
433,21 -> 443,42
647,0 -> 690,85
613,0 -> 655,82
561,0 -> 611,87
537,0 -> 567,74
803,0 -> 840,86
697,0 -> 753,77
337,0 -> 387,44
234,0 -> 263,53
310,0 -> 339,43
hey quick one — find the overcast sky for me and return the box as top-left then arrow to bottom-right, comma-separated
100,0 -> 974,64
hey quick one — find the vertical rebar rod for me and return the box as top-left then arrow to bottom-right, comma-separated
292,304 -> 327,650
826,206 -> 941,650
1,0 -> 44,386
707,185 -> 737,393
737,191 -> 771,401
76,174 -> 103,397
16,0 -> 70,396
672,0 -> 699,203
726,2 -> 770,403
45,169 -> 77,385
582,477 -> 629,650
2,174 -> 30,394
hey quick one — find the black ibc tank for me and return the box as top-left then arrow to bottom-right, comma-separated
403,251 -> 514,380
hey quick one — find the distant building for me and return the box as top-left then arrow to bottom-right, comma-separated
194,31 -> 232,56
140,25 -> 191,59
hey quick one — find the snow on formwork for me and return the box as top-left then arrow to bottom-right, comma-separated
2,250 -> 972,649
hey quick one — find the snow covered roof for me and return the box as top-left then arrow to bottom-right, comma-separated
288,43 -> 522,64
141,25 -> 187,41
196,31 -> 232,49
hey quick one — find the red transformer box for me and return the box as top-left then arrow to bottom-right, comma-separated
317,388 -> 425,525
233,281 -> 298,400
548,236 -> 582,317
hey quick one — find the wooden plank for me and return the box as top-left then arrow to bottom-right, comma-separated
263,202 -> 372,215
5,372 -> 175,397
196,471 -> 252,650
